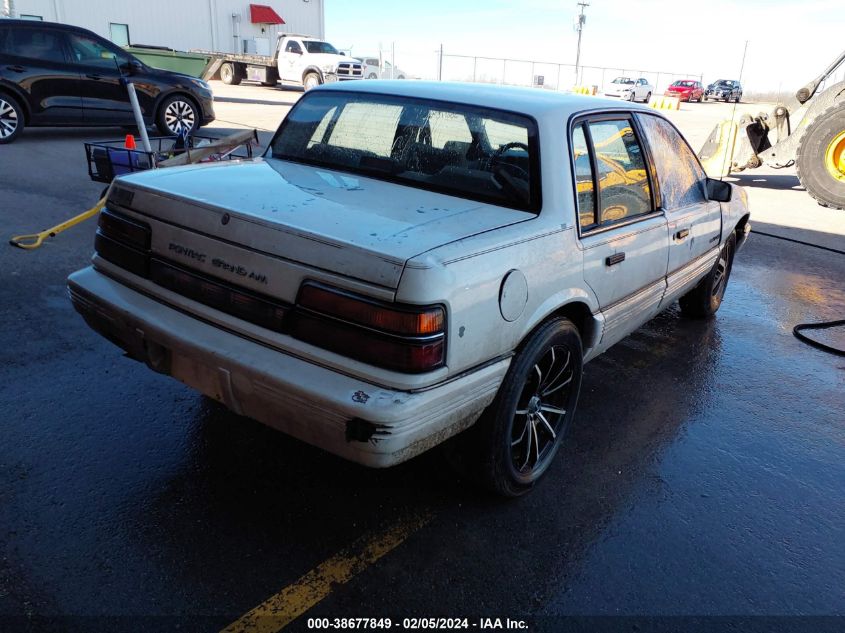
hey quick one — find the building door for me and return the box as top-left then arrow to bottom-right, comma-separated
109,23 -> 130,47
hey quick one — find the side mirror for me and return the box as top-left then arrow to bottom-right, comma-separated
706,178 -> 732,202
121,59 -> 143,75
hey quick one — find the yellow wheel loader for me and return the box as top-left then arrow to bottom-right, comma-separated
699,49 -> 845,210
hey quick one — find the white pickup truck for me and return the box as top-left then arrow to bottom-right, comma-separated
199,34 -> 363,90
69,82 -> 750,496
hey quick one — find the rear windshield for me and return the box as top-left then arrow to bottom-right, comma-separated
269,92 -> 540,211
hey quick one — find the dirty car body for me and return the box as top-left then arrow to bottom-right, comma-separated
68,81 -> 751,495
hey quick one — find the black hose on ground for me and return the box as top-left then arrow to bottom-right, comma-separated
793,320 -> 845,357
751,229 -> 845,356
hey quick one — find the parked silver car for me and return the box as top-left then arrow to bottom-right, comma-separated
69,81 -> 750,496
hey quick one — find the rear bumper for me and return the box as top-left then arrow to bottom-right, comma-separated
67,266 -> 508,467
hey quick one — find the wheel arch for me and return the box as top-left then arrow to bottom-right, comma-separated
0,84 -> 31,123
735,213 -> 751,249
517,295 -> 601,359
301,66 -> 324,83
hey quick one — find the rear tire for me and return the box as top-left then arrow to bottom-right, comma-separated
0,93 -> 24,144
679,234 -> 736,318
220,63 -> 242,85
796,103 -> 845,210
452,318 -> 583,497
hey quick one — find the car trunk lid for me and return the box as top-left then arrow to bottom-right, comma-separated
112,158 -> 534,290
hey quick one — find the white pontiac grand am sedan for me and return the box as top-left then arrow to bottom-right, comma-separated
68,81 -> 750,496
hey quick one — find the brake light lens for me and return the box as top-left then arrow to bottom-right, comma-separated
95,209 -> 152,277
293,283 -> 446,373
298,284 -> 444,336
98,209 -> 151,251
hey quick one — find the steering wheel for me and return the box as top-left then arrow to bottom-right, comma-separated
491,142 -> 530,180
493,141 -> 530,158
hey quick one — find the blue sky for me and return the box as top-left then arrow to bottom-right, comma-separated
325,0 -> 844,91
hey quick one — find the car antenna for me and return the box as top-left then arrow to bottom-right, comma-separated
720,40 -> 749,180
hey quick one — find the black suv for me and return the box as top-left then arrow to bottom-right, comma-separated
0,20 -> 214,144
704,79 -> 743,103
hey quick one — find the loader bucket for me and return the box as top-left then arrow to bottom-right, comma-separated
698,120 -> 738,178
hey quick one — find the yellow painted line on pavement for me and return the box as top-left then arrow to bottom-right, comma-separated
221,510 -> 434,633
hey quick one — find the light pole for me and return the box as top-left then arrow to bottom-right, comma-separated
574,2 -> 589,86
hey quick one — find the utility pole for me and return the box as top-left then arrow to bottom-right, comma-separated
574,2 -> 589,86
437,43 -> 443,81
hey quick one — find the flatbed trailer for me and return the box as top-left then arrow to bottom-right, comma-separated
194,33 -> 363,90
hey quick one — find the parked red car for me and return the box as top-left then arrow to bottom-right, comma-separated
664,80 -> 704,102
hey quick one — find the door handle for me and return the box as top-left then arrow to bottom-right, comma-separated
674,228 -> 690,240
6,65 -> 25,73
86,73 -> 103,80
605,252 -> 626,266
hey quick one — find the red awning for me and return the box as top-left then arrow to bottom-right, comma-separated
249,4 -> 285,24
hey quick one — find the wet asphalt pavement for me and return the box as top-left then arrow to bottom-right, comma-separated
1,129 -> 844,633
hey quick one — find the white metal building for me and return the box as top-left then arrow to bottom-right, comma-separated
4,0 -> 324,54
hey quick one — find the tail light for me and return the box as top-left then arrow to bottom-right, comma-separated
292,283 -> 446,373
95,209 -> 151,277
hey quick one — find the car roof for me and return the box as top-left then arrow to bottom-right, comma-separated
315,80 -> 650,117
0,18 -> 91,33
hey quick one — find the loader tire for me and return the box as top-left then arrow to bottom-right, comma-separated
796,103 -> 845,210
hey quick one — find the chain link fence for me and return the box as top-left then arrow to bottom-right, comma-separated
439,51 -> 702,94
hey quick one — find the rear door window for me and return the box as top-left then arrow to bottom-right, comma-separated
571,123 -> 596,230
6,27 -> 68,64
587,118 -> 652,224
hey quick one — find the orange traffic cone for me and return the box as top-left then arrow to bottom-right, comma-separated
124,134 -> 137,150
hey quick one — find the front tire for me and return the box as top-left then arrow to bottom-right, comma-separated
796,103 -> 845,210
644,91 -> 651,104
156,95 -> 200,136
472,318 -> 583,497
0,93 -> 24,144
679,234 -> 736,318
303,72 -> 322,91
